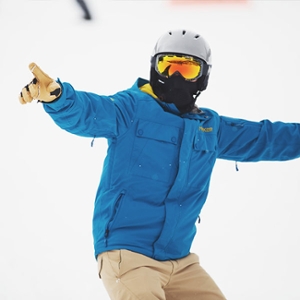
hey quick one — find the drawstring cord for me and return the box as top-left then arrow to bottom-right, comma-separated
91,136 -> 95,147
235,161 -> 239,171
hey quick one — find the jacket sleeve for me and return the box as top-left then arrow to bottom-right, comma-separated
42,81 -> 134,139
217,116 -> 300,162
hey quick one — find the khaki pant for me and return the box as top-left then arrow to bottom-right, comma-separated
97,250 -> 226,300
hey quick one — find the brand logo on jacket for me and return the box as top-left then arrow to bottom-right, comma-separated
199,126 -> 213,132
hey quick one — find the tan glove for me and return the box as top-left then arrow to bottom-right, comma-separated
19,62 -> 62,104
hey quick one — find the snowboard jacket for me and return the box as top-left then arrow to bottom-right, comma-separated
43,78 -> 300,261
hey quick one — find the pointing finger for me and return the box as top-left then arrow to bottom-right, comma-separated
28,62 -> 53,85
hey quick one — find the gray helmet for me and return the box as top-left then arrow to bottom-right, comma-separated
150,29 -> 212,97
151,29 -> 212,66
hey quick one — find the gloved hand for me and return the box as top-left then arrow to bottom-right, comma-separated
19,62 -> 62,104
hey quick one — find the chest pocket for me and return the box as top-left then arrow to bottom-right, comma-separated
187,130 -> 218,188
129,119 -> 181,183
193,131 -> 217,152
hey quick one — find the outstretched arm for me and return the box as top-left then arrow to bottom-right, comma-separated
19,63 -> 119,138
218,116 -> 300,162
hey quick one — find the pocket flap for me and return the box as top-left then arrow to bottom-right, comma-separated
194,132 -> 217,152
136,119 -> 179,145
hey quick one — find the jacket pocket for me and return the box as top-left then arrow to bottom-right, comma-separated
187,132 -> 217,188
104,191 -> 125,243
129,119 -> 181,183
193,131 -> 217,152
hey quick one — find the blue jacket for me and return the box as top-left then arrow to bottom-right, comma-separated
44,78 -> 300,261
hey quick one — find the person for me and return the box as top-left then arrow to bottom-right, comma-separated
76,0 -> 92,20
19,29 -> 300,300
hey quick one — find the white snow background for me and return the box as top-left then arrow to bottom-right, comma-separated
0,0 -> 300,299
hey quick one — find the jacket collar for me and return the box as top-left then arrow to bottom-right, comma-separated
133,78 -> 208,120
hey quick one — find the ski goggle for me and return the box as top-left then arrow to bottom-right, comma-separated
155,54 -> 203,81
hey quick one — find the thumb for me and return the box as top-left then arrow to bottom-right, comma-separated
29,62 -> 53,85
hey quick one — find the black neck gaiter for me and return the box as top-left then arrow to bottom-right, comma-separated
150,69 -> 200,114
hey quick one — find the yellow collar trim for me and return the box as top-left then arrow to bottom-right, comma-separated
139,83 -> 158,99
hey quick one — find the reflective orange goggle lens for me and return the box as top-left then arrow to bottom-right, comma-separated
156,54 -> 202,80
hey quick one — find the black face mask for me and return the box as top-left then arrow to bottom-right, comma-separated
150,68 -> 200,114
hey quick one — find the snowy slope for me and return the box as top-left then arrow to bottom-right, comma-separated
1,1 -> 300,299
